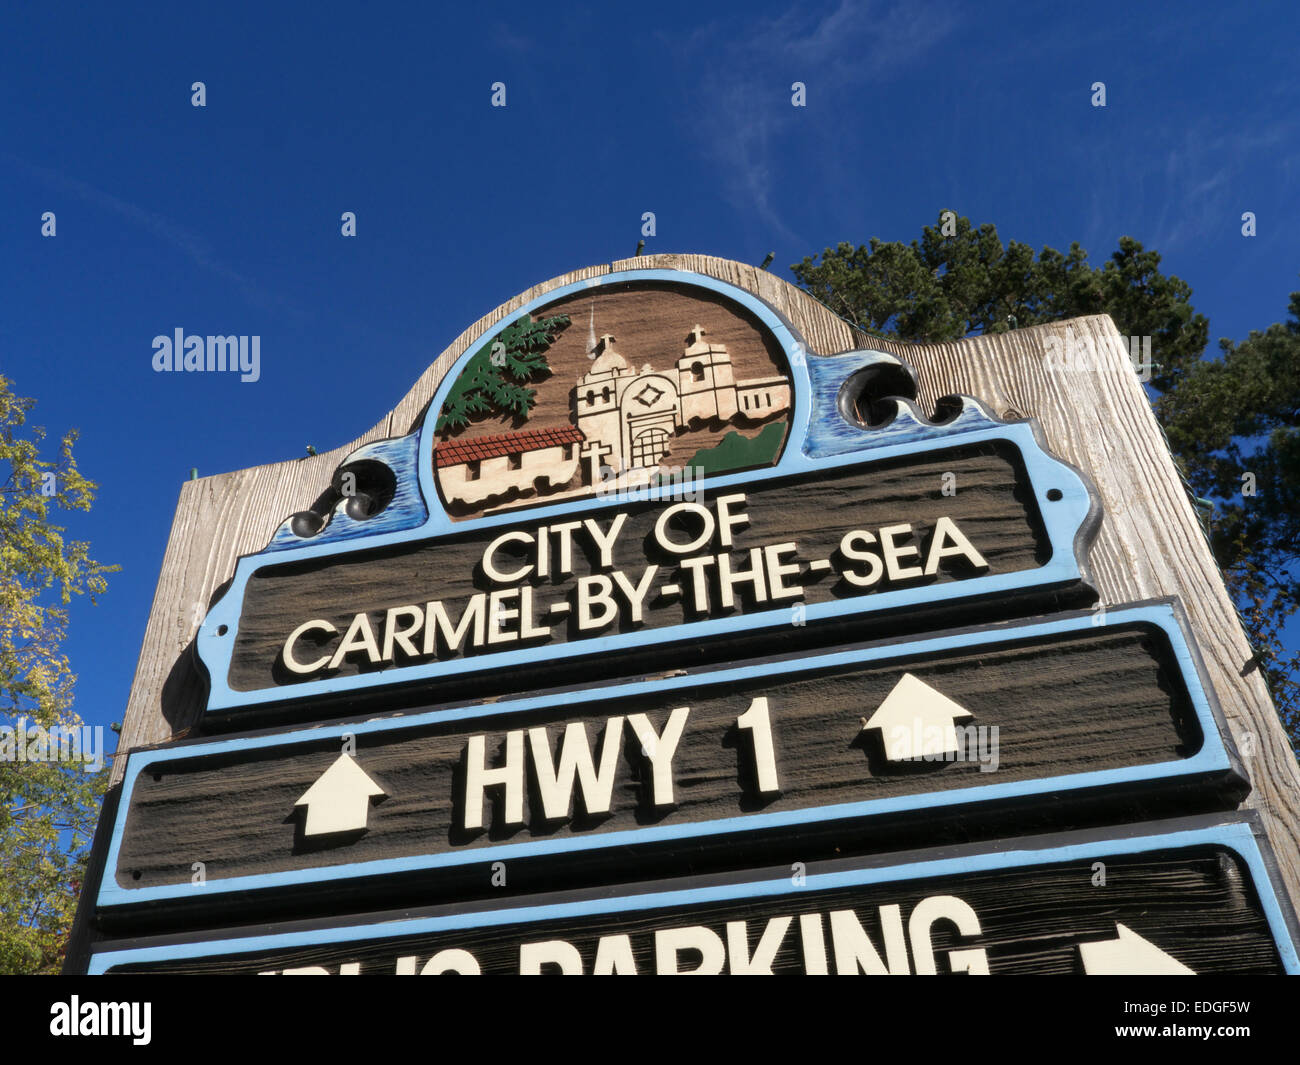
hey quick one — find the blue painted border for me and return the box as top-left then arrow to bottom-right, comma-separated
87,818 -> 1298,973
101,603 -> 1233,914
196,268 -> 1100,717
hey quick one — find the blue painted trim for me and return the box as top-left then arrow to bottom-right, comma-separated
264,434 -> 427,550
101,603 -> 1230,915
87,819 -> 1299,973
195,270 -> 1098,716
802,351 -> 992,459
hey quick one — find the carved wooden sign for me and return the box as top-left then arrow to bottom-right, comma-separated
196,271 -> 1100,724
99,602 -> 1245,923
86,817 -> 1300,974
66,258 -> 1300,984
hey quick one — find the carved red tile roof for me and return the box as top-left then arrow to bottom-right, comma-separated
435,425 -> 586,467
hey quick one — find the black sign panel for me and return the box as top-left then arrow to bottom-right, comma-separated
87,817 -> 1299,974
98,602 -> 1244,924
201,434 -> 1099,724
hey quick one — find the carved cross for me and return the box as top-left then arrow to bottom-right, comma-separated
581,439 -> 615,484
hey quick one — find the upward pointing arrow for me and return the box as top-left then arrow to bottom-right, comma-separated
294,754 -> 386,837
861,673 -> 973,762
1079,923 -> 1196,975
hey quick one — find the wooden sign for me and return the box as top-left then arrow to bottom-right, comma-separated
195,270 -> 1100,723
65,254 -> 1300,981
85,816 -> 1300,974
98,601 -> 1245,924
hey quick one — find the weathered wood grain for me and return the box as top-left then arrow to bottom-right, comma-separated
110,254 -> 1300,931
101,841 -> 1286,974
111,624 -> 1219,899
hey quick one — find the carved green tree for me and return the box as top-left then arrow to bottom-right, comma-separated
685,421 -> 787,477
437,314 -> 571,433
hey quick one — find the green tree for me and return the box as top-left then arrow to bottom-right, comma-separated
792,215 -> 1297,750
1159,292 -> 1300,741
437,314 -> 571,433
793,217 -> 1208,391
0,374 -> 117,973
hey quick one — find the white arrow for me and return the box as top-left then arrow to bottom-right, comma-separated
1079,923 -> 1195,975
861,673 -> 973,762
294,754 -> 386,837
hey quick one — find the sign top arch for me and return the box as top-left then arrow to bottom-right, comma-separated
190,263 -> 1100,723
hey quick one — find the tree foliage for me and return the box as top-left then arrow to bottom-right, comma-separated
1160,293 -> 1300,737
436,314 -> 571,433
793,216 -> 1208,392
793,215 -> 1298,750
0,374 -> 117,973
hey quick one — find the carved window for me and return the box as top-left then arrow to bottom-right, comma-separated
634,383 -> 665,407
630,427 -> 670,468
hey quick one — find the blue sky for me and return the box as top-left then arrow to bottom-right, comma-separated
2,1 -> 1297,753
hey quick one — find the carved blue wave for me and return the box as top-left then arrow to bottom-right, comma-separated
803,350 -> 1004,459
264,433 -> 427,551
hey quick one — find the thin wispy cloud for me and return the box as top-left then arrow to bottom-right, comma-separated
1074,117 -> 1296,255
490,20 -> 534,54
1152,120 -> 1294,250
664,0 -> 960,240
8,154 -> 302,317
